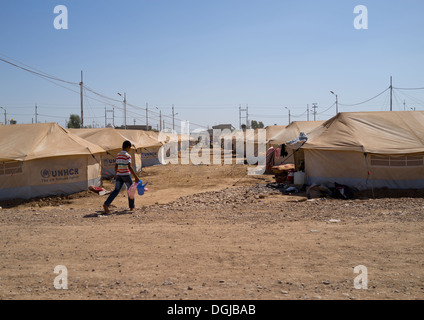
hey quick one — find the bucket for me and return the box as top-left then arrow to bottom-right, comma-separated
294,171 -> 305,185
287,170 -> 295,183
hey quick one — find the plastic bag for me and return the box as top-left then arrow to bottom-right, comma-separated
128,183 -> 138,199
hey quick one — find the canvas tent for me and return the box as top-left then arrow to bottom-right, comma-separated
0,123 -> 105,201
267,121 -> 325,166
69,128 -> 142,177
291,111 -> 424,190
116,129 -> 164,167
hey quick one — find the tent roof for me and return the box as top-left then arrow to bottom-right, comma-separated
267,121 -> 326,145
68,127 -> 142,150
115,129 -> 162,148
265,125 -> 286,141
0,123 -> 105,162
301,111 -> 424,154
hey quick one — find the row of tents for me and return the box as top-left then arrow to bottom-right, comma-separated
216,110 -> 424,191
0,124 -> 189,201
1,110 -> 423,201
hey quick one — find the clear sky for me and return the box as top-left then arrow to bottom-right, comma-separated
1,0 -> 423,131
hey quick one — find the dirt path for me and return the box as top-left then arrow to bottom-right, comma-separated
0,164 -> 423,300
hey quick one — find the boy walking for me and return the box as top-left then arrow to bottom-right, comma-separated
103,140 -> 140,213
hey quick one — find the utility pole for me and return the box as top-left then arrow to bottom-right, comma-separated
0,106 -> 6,125
146,103 -> 149,129
330,91 -> 338,114
403,100 -> 406,111
390,76 -> 393,111
124,93 -> 127,129
246,104 -> 249,129
156,107 -> 162,131
239,105 -> 241,129
239,104 -> 249,129
312,103 -> 318,121
307,104 -> 310,121
80,71 -> 84,127
105,107 -> 115,127
118,92 -> 127,129
35,104 -> 38,123
172,104 -> 175,131
285,107 -> 291,125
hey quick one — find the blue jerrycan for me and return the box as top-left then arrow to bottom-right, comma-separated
137,180 -> 149,195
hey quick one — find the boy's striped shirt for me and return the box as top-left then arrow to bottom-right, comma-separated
116,151 -> 131,176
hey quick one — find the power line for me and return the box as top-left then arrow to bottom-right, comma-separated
339,87 -> 390,107
0,56 -> 78,86
393,86 -> 424,90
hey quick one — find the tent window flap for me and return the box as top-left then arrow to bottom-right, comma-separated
370,155 -> 424,167
0,161 -> 24,176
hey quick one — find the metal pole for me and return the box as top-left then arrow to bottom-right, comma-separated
0,107 -> 6,124
246,104 -> 249,129
307,104 -> 309,121
80,71 -> 84,127
336,94 -> 338,114
239,105 -> 241,129
124,92 -> 127,129
172,104 -> 175,131
390,76 -> 393,111
146,103 -> 149,129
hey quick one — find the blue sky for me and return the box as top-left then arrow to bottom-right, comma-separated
0,0 -> 423,130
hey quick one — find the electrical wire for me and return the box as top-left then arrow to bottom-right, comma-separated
0,56 -> 79,86
339,87 -> 390,107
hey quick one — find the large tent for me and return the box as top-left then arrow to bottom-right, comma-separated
267,121 -> 325,165
116,129 -> 164,167
0,123 -> 105,201
69,128 -> 142,177
292,111 -> 424,190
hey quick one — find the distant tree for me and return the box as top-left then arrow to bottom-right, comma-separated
67,114 -> 81,128
250,120 -> 264,129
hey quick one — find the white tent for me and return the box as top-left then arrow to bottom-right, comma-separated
0,123 -> 105,201
293,111 -> 424,190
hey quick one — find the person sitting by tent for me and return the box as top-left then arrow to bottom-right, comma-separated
103,140 -> 140,213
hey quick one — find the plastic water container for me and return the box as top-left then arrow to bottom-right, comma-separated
287,170 -> 295,183
294,171 -> 305,185
137,180 -> 149,196
128,183 -> 137,199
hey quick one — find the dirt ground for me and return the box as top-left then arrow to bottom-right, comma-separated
0,163 -> 423,300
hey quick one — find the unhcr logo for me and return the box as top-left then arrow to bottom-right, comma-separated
40,168 -> 79,178
40,168 -> 80,181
